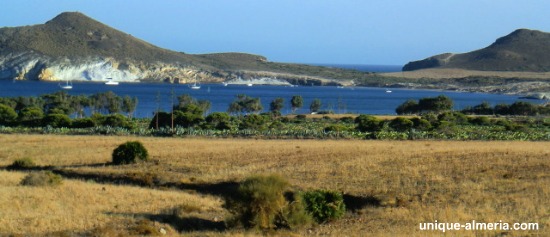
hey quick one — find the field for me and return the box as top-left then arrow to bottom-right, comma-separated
0,134 -> 549,236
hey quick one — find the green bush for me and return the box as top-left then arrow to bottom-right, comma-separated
278,192 -> 313,229
302,190 -> 346,223
103,113 -> 135,129
229,174 -> 289,230
42,113 -> 71,128
0,104 -> 18,125
389,117 -> 414,132
8,157 -> 35,169
71,117 -> 97,128
20,171 -> 63,187
324,124 -> 349,133
112,141 -> 149,165
355,115 -> 382,132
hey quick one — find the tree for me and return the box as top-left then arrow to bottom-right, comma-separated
121,96 -> 138,118
205,112 -> 232,130
41,91 -> 73,115
42,113 -> 71,128
417,95 -> 453,113
0,104 -> 18,125
174,94 -> 210,115
228,94 -> 263,115
269,97 -> 284,115
290,95 -> 303,113
18,106 -> 44,126
395,99 -> 419,115
309,99 -> 322,113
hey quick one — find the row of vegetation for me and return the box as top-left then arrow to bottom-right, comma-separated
0,92 -> 549,140
396,95 -> 550,115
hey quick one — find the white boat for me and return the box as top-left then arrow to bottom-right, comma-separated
190,75 -> 201,89
59,80 -> 72,90
247,83 -> 253,87
105,78 -> 119,85
385,89 -> 392,93
222,82 -> 228,86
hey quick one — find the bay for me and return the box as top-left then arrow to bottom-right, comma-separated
0,80 -> 539,118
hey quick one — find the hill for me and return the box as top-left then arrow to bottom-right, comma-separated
403,29 -> 550,72
0,12 -> 367,85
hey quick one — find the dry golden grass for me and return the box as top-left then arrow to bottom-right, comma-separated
1,134 -> 549,236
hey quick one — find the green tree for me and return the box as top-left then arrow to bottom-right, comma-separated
42,113 -> 71,128
269,97 -> 284,115
396,99 -> 419,115
418,95 -> 453,113
0,104 -> 18,125
205,112 -> 232,130
290,95 -> 303,113
18,106 -> 44,127
309,98 -> 322,113
41,91 -> 73,115
121,95 -> 138,118
228,94 -> 263,115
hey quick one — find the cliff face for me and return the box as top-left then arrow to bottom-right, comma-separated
1,51 -> 223,83
403,29 -> 550,72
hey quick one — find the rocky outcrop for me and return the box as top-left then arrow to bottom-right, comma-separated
0,52 -> 212,83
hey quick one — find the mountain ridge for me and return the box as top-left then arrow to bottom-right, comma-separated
403,28 -> 550,72
0,12 -> 365,85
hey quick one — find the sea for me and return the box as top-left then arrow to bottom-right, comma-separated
0,75 -> 541,119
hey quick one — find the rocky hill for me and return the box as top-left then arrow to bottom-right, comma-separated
403,29 -> 550,72
0,12 -> 367,85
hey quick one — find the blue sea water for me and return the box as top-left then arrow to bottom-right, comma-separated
0,80 -> 540,118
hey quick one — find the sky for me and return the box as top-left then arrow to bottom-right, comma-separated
2,0 -> 549,65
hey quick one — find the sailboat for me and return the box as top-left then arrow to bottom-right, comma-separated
59,79 -> 73,90
105,77 -> 119,85
190,75 -> 201,89
385,88 -> 392,93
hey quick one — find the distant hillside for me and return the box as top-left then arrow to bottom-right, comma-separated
403,29 -> 550,72
0,12 -> 368,85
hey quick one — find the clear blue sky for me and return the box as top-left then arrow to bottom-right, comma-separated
2,0 -> 549,65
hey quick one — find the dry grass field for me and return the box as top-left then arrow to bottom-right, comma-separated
0,134 -> 549,236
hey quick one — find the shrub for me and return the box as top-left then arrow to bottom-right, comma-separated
411,118 -> 432,130
355,115 -> 382,132
71,117 -> 97,128
103,113 -> 135,129
112,141 -> 149,165
278,192 -> 313,229
205,112 -> 232,130
302,190 -> 346,223
324,124 -> 349,133
228,174 -> 289,230
42,113 -> 71,128
8,157 -> 35,170
20,171 -> 63,187
239,114 -> 267,130
389,117 -> 414,132
0,104 -> 18,125
469,116 -> 492,126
